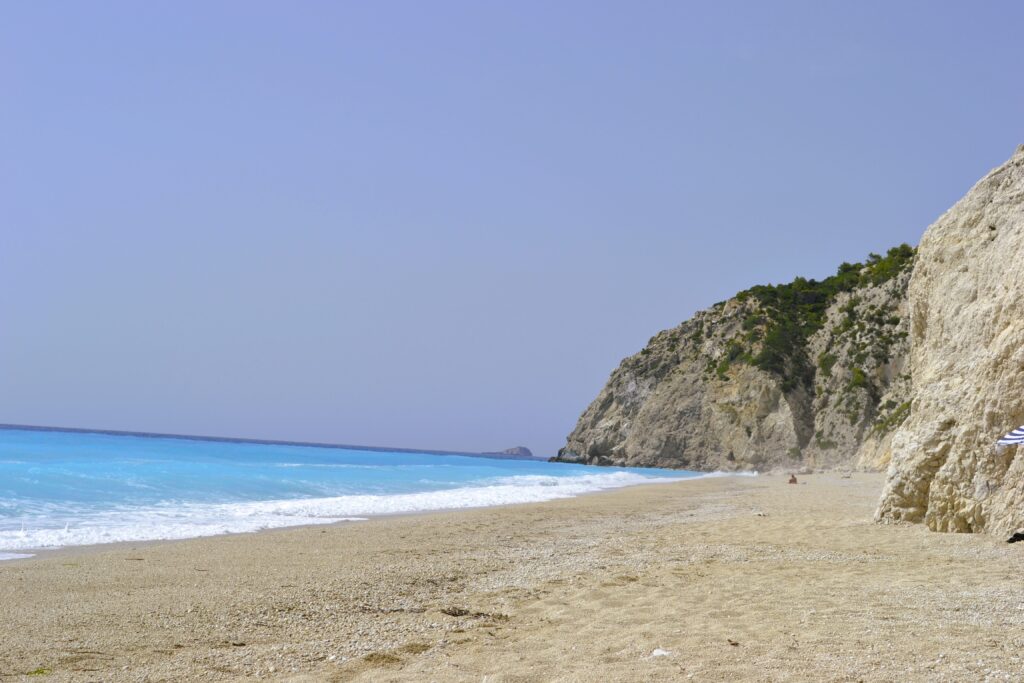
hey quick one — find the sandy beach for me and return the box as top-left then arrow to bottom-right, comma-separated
2,473 -> 1023,682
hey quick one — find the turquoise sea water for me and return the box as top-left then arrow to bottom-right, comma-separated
0,427 -> 710,558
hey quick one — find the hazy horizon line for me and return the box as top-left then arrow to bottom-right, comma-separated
0,422 -> 541,461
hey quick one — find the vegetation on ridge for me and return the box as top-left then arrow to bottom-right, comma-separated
560,242 -> 917,470
734,244 -> 915,392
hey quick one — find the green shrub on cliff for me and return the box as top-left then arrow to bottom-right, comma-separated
865,244 -> 915,284
818,352 -> 838,377
736,244 -> 915,392
872,401 -> 911,435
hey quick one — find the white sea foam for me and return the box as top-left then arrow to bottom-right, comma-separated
0,552 -> 34,561
0,470 -> 744,554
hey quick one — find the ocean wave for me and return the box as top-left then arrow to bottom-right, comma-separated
0,552 -> 34,561
0,470 -> 730,553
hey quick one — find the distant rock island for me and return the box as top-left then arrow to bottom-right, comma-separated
482,446 -> 535,459
556,144 -> 1024,537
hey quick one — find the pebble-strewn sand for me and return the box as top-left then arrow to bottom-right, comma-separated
3,473 -> 1024,682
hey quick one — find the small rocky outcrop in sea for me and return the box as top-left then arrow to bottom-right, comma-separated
555,245 -> 915,472
876,145 -> 1024,536
482,446 -> 535,459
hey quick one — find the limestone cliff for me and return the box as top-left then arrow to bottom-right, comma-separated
876,146 -> 1024,536
556,246 -> 915,472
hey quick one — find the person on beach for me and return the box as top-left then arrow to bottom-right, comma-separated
788,474 -> 798,484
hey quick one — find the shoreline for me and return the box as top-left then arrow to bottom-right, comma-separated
0,471 -> 742,563
4,472 -> 1022,682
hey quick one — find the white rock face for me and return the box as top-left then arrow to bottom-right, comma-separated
556,259 -> 913,473
876,146 -> 1024,535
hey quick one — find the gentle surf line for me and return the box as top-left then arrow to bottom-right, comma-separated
0,471 -> 752,556
0,426 -> 754,558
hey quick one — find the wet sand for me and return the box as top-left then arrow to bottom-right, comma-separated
2,472 -> 1023,682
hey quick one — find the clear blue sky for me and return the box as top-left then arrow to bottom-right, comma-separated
2,2 -> 1022,457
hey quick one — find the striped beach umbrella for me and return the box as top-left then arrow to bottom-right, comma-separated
996,426 -> 1024,446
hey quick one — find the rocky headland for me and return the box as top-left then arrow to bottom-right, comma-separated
558,145 -> 1024,537
555,245 -> 915,473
